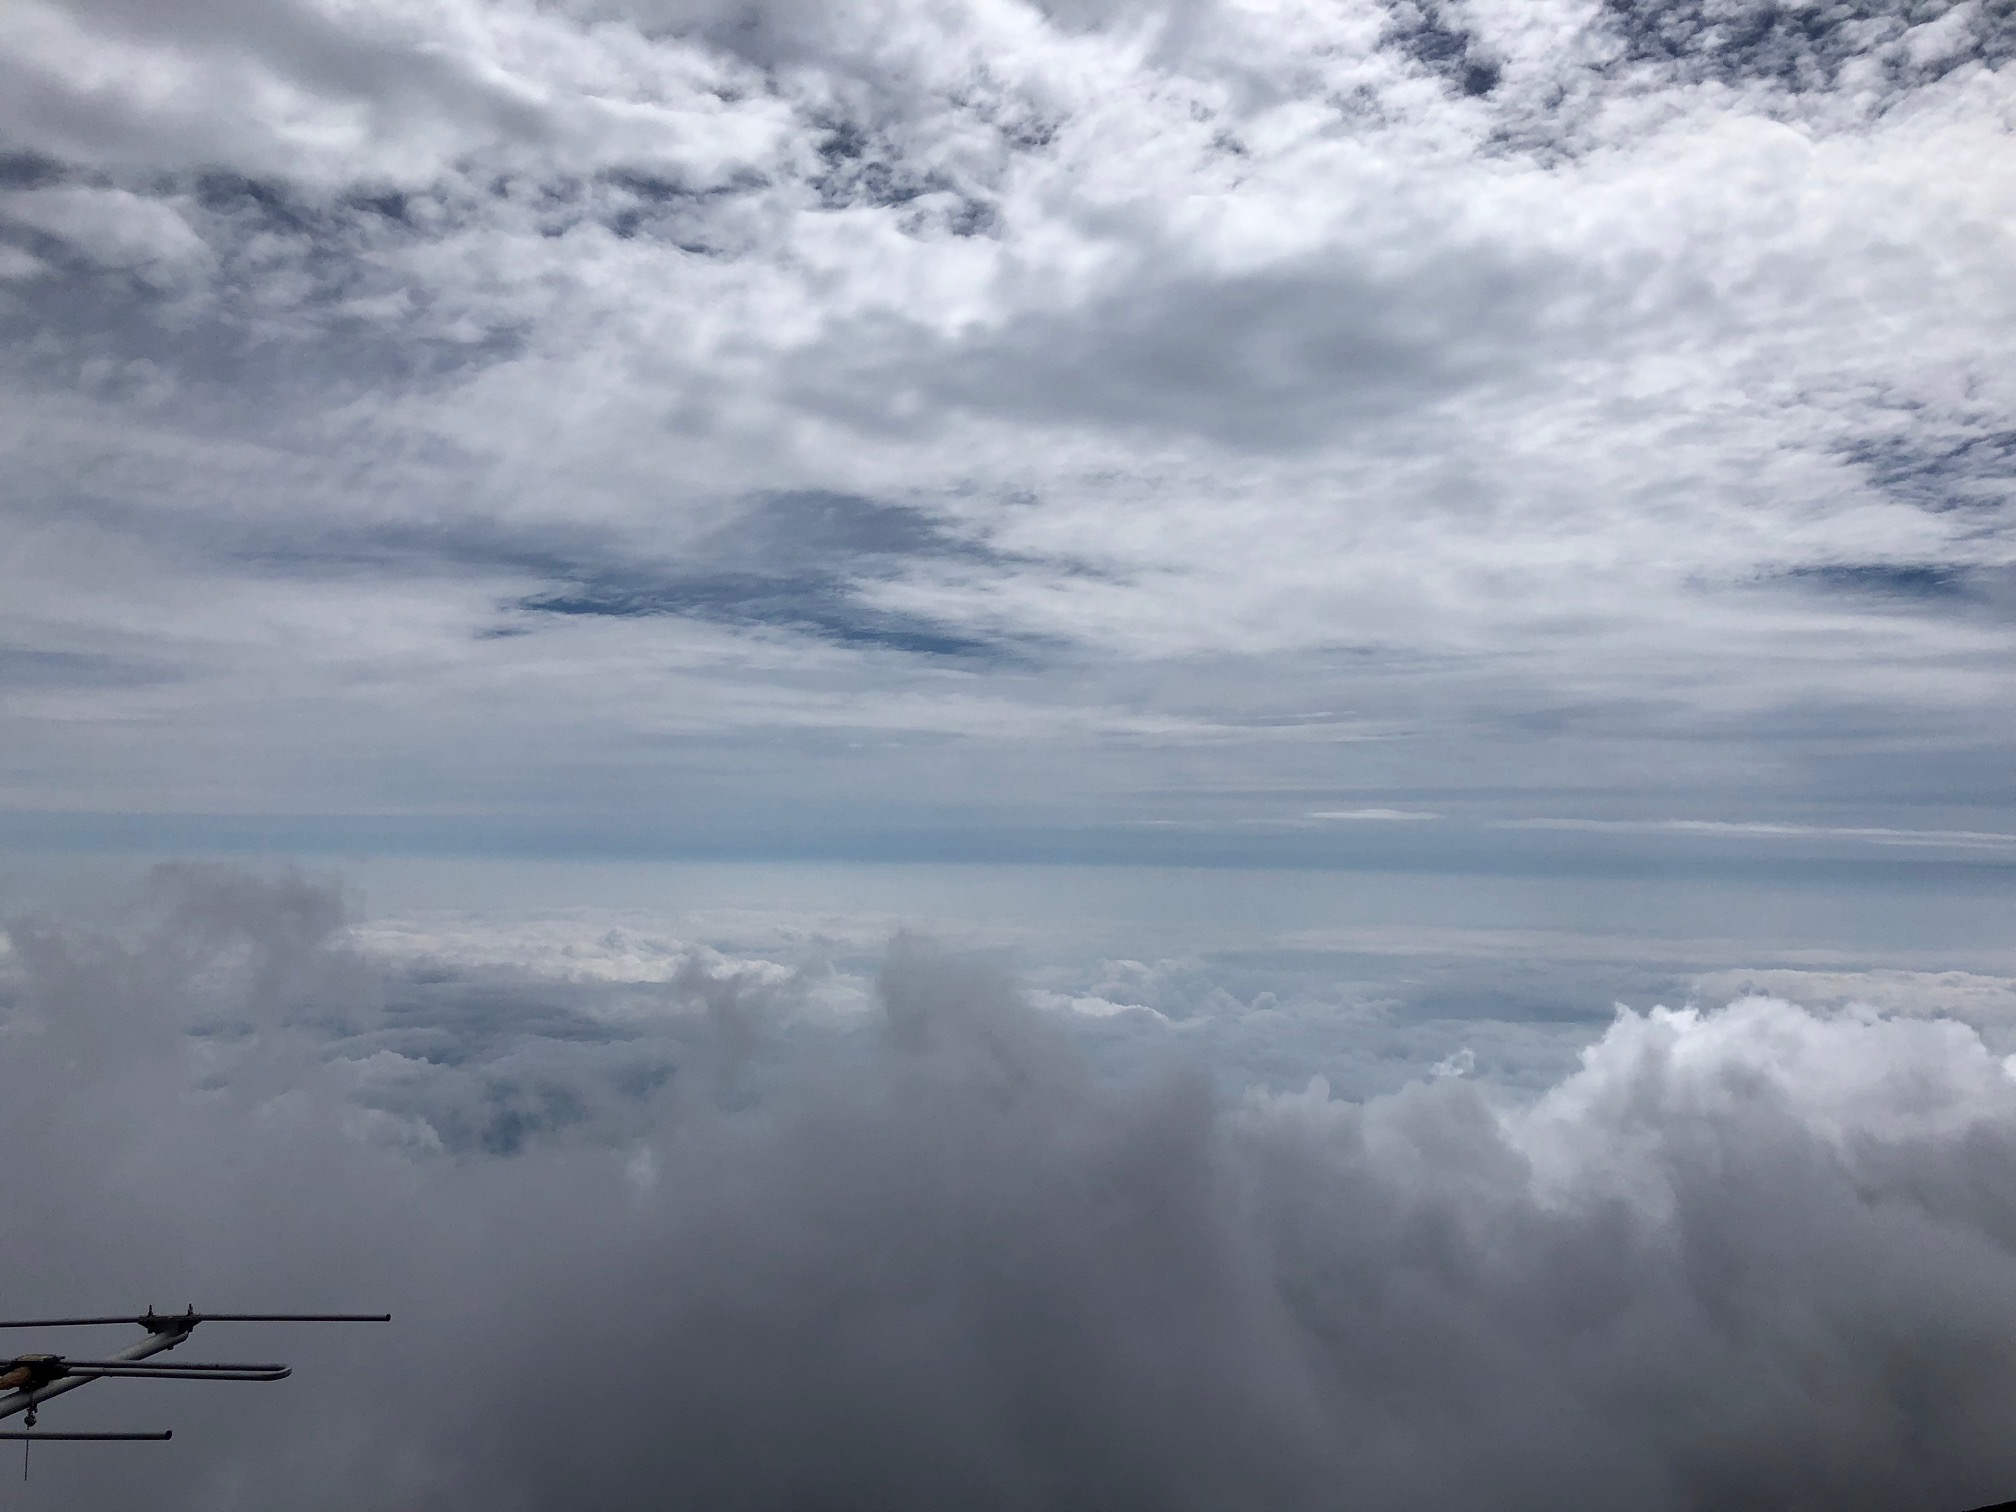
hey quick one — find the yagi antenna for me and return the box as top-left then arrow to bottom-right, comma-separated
0,1307 -> 387,1477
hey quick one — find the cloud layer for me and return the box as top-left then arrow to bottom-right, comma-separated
0,0 -> 2012,860
9,867 -> 2016,1508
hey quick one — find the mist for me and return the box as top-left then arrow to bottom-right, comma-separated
0,865 -> 2013,1510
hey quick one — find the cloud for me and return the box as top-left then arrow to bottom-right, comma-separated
793,247 -> 1578,450
1690,966 -> 2016,1030
1306,807 -> 1442,821
1595,0 -> 2013,94
0,0 -> 2013,862
0,185 -> 210,274
504,491 -> 1030,656
1492,816 -> 2016,851
9,867 -> 2016,1507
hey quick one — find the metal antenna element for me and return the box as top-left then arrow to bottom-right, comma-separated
0,1312 -> 390,1331
2,1360 -> 292,1381
0,1308 -> 387,1455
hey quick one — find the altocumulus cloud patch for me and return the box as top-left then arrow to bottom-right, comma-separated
1,0 -> 2014,852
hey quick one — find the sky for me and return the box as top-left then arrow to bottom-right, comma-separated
5,0 -> 2016,1507
2,0 -> 2014,870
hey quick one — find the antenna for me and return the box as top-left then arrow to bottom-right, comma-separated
5,1360 -> 293,1381
0,1308 -> 387,1458
0,1313 -> 390,1330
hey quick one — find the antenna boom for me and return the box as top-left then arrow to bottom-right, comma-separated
0,1313 -> 389,1330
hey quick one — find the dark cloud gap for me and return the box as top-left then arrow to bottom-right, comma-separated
1760,562 -> 2016,623
814,117 -> 937,209
517,573 -> 1011,657
1383,0 -> 1502,97
809,115 -> 1001,236
0,151 -> 67,190
189,172 -> 545,368
190,170 -> 346,237
1,478 -> 1042,662
209,487 -> 1030,661
0,473 -> 1037,660
1598,0 -> 2015,92
1841,426 -> 2016,514
1784,562 -> 1975,599
597,165 -> 775,249
11,867 -> 2016,1509
504,491 -> 1034,658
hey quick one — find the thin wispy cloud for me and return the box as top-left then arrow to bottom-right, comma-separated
1305,808 -> 1444,822
1493,818 -> 2016,851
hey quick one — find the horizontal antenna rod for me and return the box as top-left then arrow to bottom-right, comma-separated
57,1367 -> 291,1382
0,1313 -> 388,1330
11,1370 -> 294,1378
186,1314 -> 390,1324
0,1431 -> 171,1441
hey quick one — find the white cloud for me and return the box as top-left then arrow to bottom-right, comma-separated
1493,817 -> 2016,850
0,245 -> 45,280
0,0 -> 2012,859
1,186 -> 210,271
1691,966 -> 2016,1030
1306,807 -> 1442,822
11,867 -> 2016,1508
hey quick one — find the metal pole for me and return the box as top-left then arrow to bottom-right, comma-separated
0,1325 -> 192,1423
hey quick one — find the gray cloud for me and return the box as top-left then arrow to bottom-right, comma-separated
1,0 -> 2013,864
10,867 -> 2016,1508
1840,425 -> 2016,515
1596,0 -> 2014,93
794,251 -> 1574,450
7,4 -> 2016,1493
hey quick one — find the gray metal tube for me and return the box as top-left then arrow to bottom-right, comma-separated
0,1328 -> 190,1423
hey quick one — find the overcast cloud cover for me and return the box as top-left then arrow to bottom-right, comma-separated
6,1 -> 2016,1506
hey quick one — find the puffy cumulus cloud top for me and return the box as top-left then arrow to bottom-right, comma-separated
8,866 -> 2016,1508
1,0 -> 2013,858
